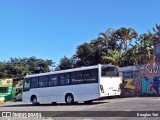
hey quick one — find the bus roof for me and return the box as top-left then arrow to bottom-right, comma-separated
24,64 -> 116,78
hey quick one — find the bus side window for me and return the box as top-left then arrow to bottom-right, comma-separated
59,74 -> 65,85
30,77 -> 38,88
90,69 -> 98,83
39,76 -> 48,87
48,75 -> 58,86
71,71 -> 83,84
65,73 -> 70,85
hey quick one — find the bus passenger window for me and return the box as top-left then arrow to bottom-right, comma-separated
39,76 -> 48,87
71,71 -> 83,84
59,74 -> 65,85
49,75 -> 58,86
64,73 -> 70,85
30,77 -> 38,88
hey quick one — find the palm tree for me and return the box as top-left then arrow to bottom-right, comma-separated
115,27 -> 138,52
152,24 -> 160,44
138,33 -> 154,63
90,28 -> 118,64
98,28 -> 117,51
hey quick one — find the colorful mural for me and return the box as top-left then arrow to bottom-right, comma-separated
155,43 -> 160,61
120,70 -> 142,96
144,63 -> 160,95
0,79 -> 13,100
120,62 -> 160,96
120,43 -> 160,97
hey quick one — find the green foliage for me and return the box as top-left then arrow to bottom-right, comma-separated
152,24 -> 160,44
56,56 -> 73,70
0,57 -> 54,80
70,26 -> 157,67
102,50 -> 126,66
115,27 -> 138,51
74,43 -> 102,66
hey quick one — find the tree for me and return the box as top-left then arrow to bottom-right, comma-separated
115,27 -> 138,51
74,43 -> 94,66
138,33 -> 154,63
98,28 -> 117,51
56,56 -> 73,70
102,49 -> 126,66
74,42 -> 102,66
152,24 -> 160,44
0,62 -> 8,78
0,57 -> 54,80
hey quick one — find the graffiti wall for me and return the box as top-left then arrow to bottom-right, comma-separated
144,61 -> 160,95
120,43 -> 160,96
144,43 -> 160,95
119,68 -> 143,96
120,63 -> 160,97
155,43 -> 160,61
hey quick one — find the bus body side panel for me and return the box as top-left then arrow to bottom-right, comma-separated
22,91 -> 31,103
49,83 -> 100,102
69,83 -> 100,102
23,88 -> 50,103
49,86 -> 65,102
33,88 -> 50,103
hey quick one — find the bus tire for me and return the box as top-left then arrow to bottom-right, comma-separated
31,96 -> 38,105
65,94 -> 74,104
13,98 -> 16,102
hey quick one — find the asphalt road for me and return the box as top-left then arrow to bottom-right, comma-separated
0,97 -> 160,120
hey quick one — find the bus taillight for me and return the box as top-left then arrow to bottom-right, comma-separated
100,85 -> 104,93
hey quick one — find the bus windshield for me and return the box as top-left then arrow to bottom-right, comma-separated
101,66 -> 119,77
23,78 -> 30,91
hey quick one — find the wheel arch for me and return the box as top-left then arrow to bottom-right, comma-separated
30,95 -> 37,102
65,93 -> 73,99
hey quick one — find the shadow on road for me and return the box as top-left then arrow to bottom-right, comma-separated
1,101 -> 109,107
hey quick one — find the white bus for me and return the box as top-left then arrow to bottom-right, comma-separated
22,64 -> 122,105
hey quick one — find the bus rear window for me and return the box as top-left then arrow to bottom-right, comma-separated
101,66 -> 119,77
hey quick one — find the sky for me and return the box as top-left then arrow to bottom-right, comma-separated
0,0 -> 160,65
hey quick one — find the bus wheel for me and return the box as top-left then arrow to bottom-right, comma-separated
65,94 -> 74,104
13,98 -> 16,102
31,96 -> 38,105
